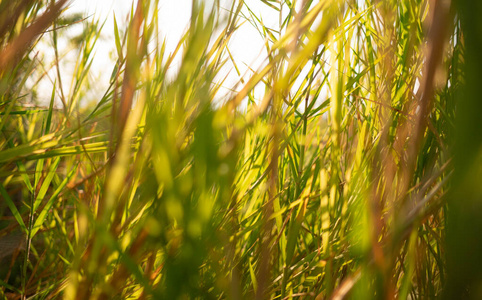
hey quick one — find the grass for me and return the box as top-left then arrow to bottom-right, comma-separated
0,0 -> 476,299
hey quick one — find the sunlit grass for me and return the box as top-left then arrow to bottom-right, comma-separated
0,0 -> 471,299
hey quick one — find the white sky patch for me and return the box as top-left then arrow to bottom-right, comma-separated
31,0 -> 283,107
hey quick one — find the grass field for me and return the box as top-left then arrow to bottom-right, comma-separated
0,0 -> 480,299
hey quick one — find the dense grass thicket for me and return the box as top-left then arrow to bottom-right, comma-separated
0,0 -> 480,299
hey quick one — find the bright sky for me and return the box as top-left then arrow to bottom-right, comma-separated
33,0 -> 281,106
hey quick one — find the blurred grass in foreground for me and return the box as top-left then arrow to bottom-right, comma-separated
0,0 -> 475,299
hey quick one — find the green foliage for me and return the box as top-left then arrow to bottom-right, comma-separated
0,0 -> 471,299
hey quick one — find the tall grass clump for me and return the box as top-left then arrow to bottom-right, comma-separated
0,0 -> 477,299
